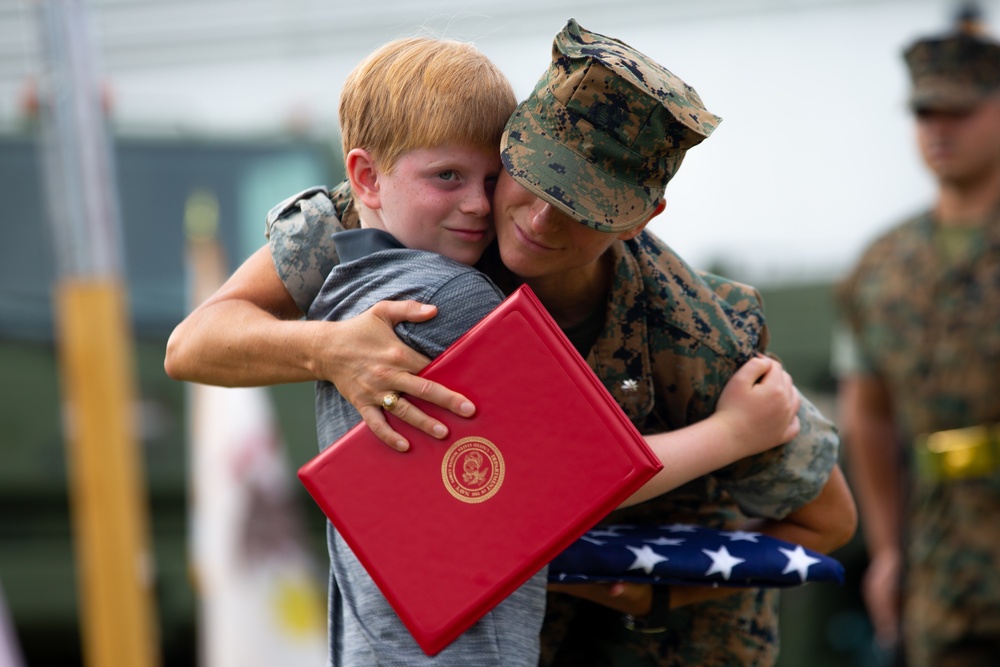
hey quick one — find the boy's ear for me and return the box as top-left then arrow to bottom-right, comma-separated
345,148 -> 381,209
617,199 -> 665,241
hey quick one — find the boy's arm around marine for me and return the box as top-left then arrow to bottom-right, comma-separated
546,235 -> 855,616
697,268 -> 857,554
622,232 -> 854,550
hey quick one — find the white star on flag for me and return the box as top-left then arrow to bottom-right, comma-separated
644,537 -> 686,547
627,545 -> 669,574
661,524 -> 698,532
702,546 -> 746,580
588,528 -> 627,539
548,524 -> 845,588
720,530 -> 761,543
779,545 -> 822,582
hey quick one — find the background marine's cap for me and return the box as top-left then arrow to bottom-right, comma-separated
501,19 -> 721,233
905,4 -> 1000,112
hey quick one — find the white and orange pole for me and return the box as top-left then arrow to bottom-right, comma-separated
35,1 -> 159,666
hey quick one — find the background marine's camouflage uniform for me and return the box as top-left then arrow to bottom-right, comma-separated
265,183 -> 839,666
905,18 -> 1000,111
837,210 -> 1000,666
835,11 -> 1000,665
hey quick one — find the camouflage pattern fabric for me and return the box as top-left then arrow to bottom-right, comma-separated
540,231 -> 837,667
837,210 -> 1000,667
542,588 -> 780,667
905,25 -> 1000,112
267,186 -> 839,666
266,180 -> 357,313
500,19 -> 720,234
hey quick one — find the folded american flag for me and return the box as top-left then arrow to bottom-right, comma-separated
549,524 -> 844,587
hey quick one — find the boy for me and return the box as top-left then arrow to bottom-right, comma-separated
304,35 -> 801,666
309,37 -> 541,666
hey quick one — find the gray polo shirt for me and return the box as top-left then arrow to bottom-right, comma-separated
307,228 -> 546,666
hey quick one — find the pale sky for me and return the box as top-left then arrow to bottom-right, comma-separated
4,0 -> 995,283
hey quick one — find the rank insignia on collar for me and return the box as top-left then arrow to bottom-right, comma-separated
620,379 -> 639,393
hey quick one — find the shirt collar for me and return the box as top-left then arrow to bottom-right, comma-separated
332,228 -> 405,262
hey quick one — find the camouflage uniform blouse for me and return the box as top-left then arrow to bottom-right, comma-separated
836,210 -> 1000,666
267,184 -> 839,667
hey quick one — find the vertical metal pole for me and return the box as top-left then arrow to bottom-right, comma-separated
34,1 -> 160,666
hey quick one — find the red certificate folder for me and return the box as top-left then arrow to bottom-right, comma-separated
297,284 -> 663,656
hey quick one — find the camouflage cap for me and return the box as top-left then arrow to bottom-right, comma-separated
904,8 -> 1000,112
501,19 -> 721,233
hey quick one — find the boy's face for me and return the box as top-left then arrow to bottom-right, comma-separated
375,144 -> 500,266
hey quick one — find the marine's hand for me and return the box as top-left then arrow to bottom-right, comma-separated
716,355 -> 801,457
862,548 -> 901,649
547,581 -> 653,616
314,300 -> 475,452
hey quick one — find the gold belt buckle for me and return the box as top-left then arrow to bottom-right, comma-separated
917,424 -> 1000,481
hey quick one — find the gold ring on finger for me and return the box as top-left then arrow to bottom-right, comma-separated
381,392 -> 400,411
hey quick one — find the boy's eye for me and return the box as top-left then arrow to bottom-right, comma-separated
437,170 -> 458,182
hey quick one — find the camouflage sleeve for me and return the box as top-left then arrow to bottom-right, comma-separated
716,393 -> 839,519
265,181 -> 353,313
703,273 -> 839,519
831,238 -> 891,379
